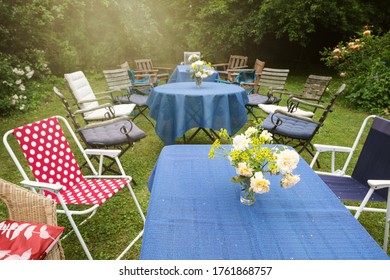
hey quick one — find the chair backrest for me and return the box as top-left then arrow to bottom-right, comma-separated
253,59 -> 265,75
316,83 -> 345,127
64,71 -> 99,112
227,55 -> 248,69
351,116 -> 390,200
134,59 -> 153,71
299,75 -> 332,102
184,51 -> 201,64
13,117 -> 86,187
103,68 -> 132,91
53,87 -> 82,130
257,67 -> 290,92
120,61 -> 130,70
0,178 -> 65,260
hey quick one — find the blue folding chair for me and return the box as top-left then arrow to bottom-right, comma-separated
310,115 -> 390,251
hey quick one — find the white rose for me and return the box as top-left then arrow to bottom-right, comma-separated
281,174 -> 300,188
232,134 -> 250,151
276,149 -> 299,174
194,60 -> 204,66
195,72 -> 202,78
244,127 -> 257,137
260,130 -> 273,142
250,172 -> 270,194
236,162 -> 253,177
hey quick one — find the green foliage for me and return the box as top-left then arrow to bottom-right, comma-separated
321,29 -> 390,116
0,51 -> 51,116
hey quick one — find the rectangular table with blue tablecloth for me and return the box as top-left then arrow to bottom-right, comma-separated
140,145 -> 389,260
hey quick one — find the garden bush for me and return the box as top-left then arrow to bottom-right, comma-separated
0,50 -> 51,117
321,27 -> 390,116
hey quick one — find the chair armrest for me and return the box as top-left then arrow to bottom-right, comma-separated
212,63 -> 229,70
84,149 -> 122,158
94,89 -> 116,95
21,180 -> 63,192
137,69 -> 159,73
78,96 -> 112,104
288,97 -> 325,110
273,109 -> 317,123
77,116 -> 130,130
312,144 -> 353,153
367,180 -> 390,190
153,66 -> 172,71
73,103 -> 114,115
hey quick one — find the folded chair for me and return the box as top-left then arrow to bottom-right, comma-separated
53,87 -> 147,175
259,74 -> 332,118
102,68 -> 155,126
309,115 -> 390,251
0,178 -> 65,260
134,59 -> 172,84
3,116 -> 145,260
64,71 -> 136,123
262,83 -> 346,159
245,67 -> 290,119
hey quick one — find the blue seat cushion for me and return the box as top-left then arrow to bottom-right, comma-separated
79,120 -> 146,146
247,94 -> 280,106
262,113 -> 319,139
320,175 -> 386,202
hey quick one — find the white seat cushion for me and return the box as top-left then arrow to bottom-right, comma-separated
84,104 -> 135,121
258,104 -> 314,118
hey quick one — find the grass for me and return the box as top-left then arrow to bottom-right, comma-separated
0,68 -> 388,259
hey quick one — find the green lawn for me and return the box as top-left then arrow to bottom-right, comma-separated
0,69 -> 388,259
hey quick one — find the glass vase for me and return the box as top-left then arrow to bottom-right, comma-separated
195,77 -> 202,87
240,178 -> 255,206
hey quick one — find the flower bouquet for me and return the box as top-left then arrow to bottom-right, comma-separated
187,54 -> 214,87
208,126 -> 300,205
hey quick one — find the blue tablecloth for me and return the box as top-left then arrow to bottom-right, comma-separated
168,65 -> 220,83
141,145 -> 389,260
146,82 -> 249,145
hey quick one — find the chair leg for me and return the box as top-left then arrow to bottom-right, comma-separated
354,188 -> 375,219
185,128 -> 219,143
384,191 -> 390,251
58,197 -> 95,260
132,105 -> 154,127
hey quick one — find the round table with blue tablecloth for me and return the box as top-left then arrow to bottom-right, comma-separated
146,82 -> 248,145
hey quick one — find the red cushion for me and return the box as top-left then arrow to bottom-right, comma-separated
0,220 -> 64,260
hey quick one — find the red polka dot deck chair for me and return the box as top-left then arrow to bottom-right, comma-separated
3,116 -> 145,260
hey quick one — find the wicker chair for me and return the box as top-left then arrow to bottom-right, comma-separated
0,178 -> 65,260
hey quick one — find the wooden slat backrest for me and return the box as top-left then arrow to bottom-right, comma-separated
228,55 -> 248,69
258,67 -> 290,90
300,75 -> 332,102
135,59 -> 153,71
103,68 -> 132,90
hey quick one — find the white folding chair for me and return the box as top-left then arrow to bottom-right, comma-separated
64,71 -> 136,123
3,116 -> 145,259
310,115 -> 390,251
